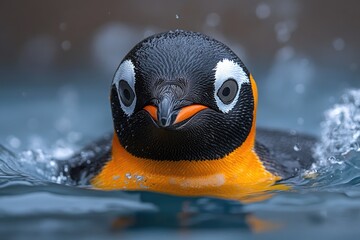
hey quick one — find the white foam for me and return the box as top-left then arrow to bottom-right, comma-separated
313,89 -> 360,167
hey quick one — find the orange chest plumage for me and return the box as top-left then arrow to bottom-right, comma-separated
91,134 -> 287,200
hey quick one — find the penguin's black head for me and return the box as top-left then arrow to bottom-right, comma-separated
111,30 -> 256,161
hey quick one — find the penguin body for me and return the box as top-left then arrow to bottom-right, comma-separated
63,30 -> 316,199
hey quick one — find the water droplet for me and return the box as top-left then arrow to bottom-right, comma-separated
139,183 -> 148,189
332,38 -> 345,51
59,22 -> 67,31
125,173 -> 132,179
175,14 -> 179,19
136,175 -> 143,182
275,20 -> 297,43
206,13 -> 221,27
293,144 -> 301,151
256,3 -> 271,19
61,40 -> 72,51
7,135 -> 21,149
52,147 -> 74,160
297,117 -> 304,125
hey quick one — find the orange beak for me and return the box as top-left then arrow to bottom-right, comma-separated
144,104 -> 208,126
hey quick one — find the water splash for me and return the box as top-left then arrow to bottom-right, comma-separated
292,89 -> 360,190
0,136 -> 82,186
314,89 -> 360,167
0,145 -> 62,187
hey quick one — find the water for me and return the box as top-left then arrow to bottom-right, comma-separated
1,1 -> 360,237
1,81 -> 360,239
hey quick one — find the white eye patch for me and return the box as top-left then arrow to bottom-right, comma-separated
113,60 -> 137,116
213,59 -> 249,113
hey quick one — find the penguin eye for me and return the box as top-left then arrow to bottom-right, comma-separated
213,59 -> 249,113
113,60 -> 137,116
119,80 -> 135,107
217,78 -> 238,104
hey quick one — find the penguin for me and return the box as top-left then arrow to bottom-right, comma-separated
63,30 -> 316,200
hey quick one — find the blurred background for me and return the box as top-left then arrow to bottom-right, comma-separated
1,0 -> 359,151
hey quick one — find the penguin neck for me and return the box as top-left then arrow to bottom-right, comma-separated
110,126 -> 259,177
91,128 -> 285,200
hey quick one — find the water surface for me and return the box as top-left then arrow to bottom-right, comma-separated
1,76 -> 360,239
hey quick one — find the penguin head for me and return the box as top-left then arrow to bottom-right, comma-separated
111,30 -> 257,161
